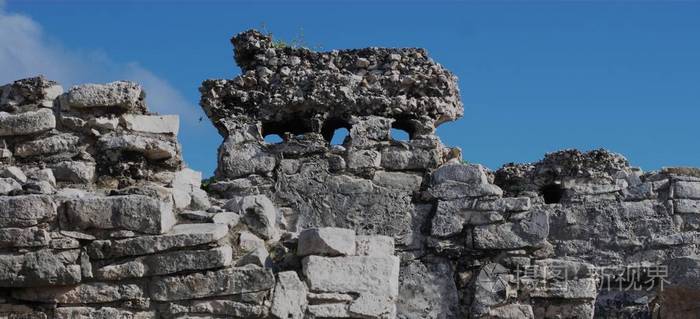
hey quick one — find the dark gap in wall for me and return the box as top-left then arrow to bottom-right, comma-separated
540,183 -> 564,204
391,118 -> 415,141
321,118 -> 351,145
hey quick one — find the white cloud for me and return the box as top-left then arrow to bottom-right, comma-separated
0,3 -> 197,121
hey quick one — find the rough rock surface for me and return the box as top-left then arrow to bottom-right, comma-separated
1,31 -> 699,319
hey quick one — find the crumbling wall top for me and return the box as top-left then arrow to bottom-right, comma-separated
200,29 -> 464,139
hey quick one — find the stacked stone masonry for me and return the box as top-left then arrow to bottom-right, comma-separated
1,29 -> 700,318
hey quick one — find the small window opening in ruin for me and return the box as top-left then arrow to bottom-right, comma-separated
391,128 -> 410,141
330,128 -> 350,145
540,183 -> 564,204
262,119 -> 311,144
264,134 -> 284,144
321,118 -> 351,145
391,118 -> 414,141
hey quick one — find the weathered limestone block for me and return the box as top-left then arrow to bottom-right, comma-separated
93,245 -> 232,280
355,235 -> 395,256
0,166 -> 27,183
675,199 -> 700,214
302,255 -> 400,297
673,181 -> 700,199
226,194 -> 277,240
217,139 -> 276,178
473,209 -> 549,249
60,195 -> 176,234
0,109 -> 55,136
54,307 -> 155,319
471,263 -> 511,314
166,299 -> 267,318
27,168 -> 56,186
271,271 -> 308,319
98,133 -> 178,160
307,303 -> 351,318
380,145 -> 442,170
372,171 -> 423,192
0,195 -> 56,227
120,114 -> 180,135
149,265 -> 275,301
298,227 -> 356,257
12,282 -> 144,303
14,133 -> 80,158
487,304 -> 534,319
0,177 -> 22,194
236,246 -> 270,267
65,81 -> 145,113
431,199 -> 504,238
49,161 -> 95,183
1,76 -> 62,108
87,223 -> 228,259
347,149 -> 381,170
0,249 -> 81,287
349,293 -> 396,319
0,227 -> 50,248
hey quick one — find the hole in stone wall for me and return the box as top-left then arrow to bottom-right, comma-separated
262,119 -> 311,143
540,183 -> 564,204
330,128 -> 350,145
264,134 -> 284,144
391,128 -> 410,141
391,118 -> 414,141
321,118 -> 351,145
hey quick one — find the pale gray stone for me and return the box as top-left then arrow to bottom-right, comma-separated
487,304 -> 534,319
49,161 -> 95,183
60,195 -> 176,234
674,181 -> 700,199
12,282 -> 144,303
0,166 -> 27,183
347,149 -> 381,169
66,81 -> 145,113
372,171 -> 423,192
98,133 -> 178,160
271,271 -> 308,319
120,114 -> 179,135
0,227 -> 50,248
212,212 -> 241,227
166,299 -> 267,318
355,235 -> 394,256
94,245 -> 232,280
307,303 -> 351,318
432,163 -> 489,185
148,265 -> 275,301
27,168 -> 56,186
473,209 -> 549,249
0,109 -> 55,136
88,116 -> 119,130
302,255 -> 400,297
54,307 -> 155,319
236,246 -> 270,267
0,195 -> 56,227
227,195 -> 277,240
675,199 -> 700,214
238,230 -> 266,252
298,227 -> 356,257
349,294 -> 396,319
217,139 -> 276,178
0,249 -> 81,287
397,259 -> 459,319
14,133 -> 80,157
87,223 -> 228,259
0,177 -> 21,194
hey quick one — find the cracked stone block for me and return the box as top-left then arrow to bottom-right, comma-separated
65,81 -> 145,114
0,109 -> 55,136
148,265 -> 275,301
60,195 -> 176,234
298,227 -> 356,257
87,223 -> 228,259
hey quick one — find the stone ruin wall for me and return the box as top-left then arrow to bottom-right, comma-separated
1,29 -> 700,319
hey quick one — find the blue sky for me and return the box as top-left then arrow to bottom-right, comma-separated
2,1 -> 699,176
